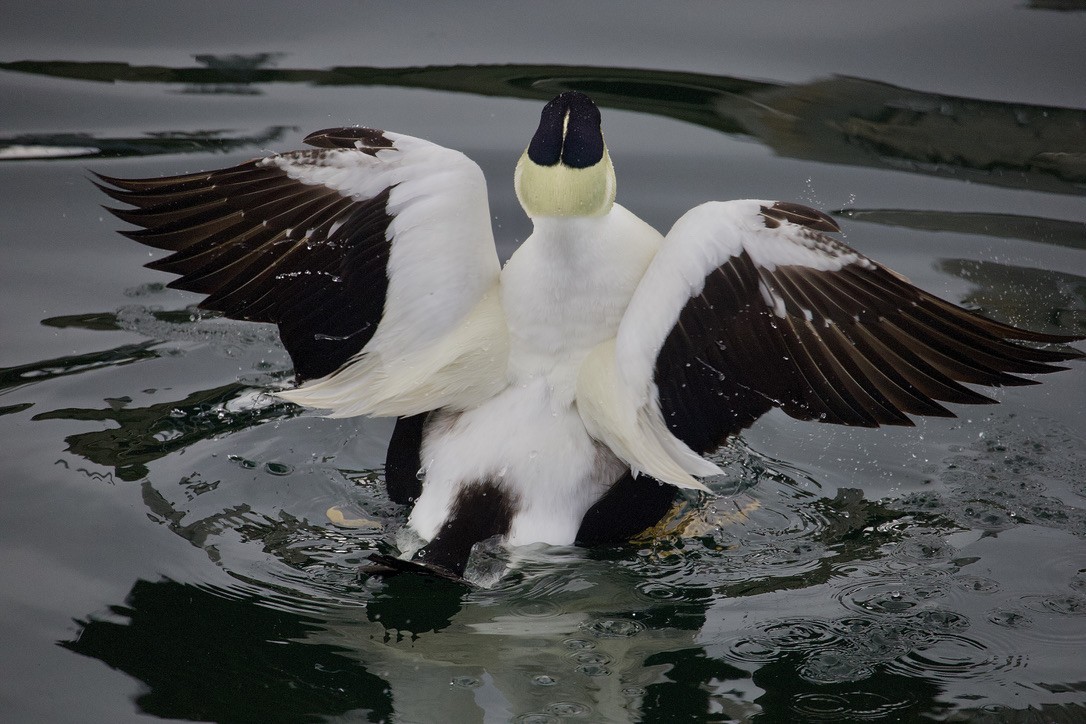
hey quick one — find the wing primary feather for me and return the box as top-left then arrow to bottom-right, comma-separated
105,196 -> 232,230
767,267 -> 941,424
829,323 -> 956,418
201,191 -> 390,321
846,265 -> 1084,349
103,170 -> 300,218
93,169 -> 223,194
122,210 -> 249,252
120,179 -> 333,256
152,190 -> 353,291
772,265 -> 849,322
823,323 -> 937,421
778,315 -> 880,426
877,321 -> 1038,390
802,319 -> 915,425
912,299 -> 1080,366
773,263 -> 986,416
154,219 -> 295,293
906,303 -> 1073,374
95,162 -> 280,192
853,323 -> 999,405
818,264 -> 904,319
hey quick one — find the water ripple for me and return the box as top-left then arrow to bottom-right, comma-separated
885,633 -> 1025,681
544,701 -> 591,717
790,690 -> 916,721
581,618 -> 645,638
835,579 -> 948,617
1023,593 -> 1086,617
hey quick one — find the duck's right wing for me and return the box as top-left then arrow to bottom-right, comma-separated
98,128 -> 506,416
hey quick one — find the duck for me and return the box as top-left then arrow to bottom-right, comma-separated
96,91 -> 1082,578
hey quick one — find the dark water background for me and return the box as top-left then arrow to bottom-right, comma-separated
2,2 -> 1085,722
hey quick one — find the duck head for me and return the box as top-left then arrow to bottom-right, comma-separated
514,91 -> 616,218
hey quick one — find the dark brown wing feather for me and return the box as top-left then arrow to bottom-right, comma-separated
95,134 -> 396,382
655,205 -> 1083,455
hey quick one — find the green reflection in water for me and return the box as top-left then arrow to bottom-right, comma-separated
60,578 -> 393,724
34,382 -> 296,481
3,59 -> 1084,195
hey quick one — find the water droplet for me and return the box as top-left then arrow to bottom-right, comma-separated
513,599 -> 559,617
570,651 -> 611,666
564,638 -> 594,650
954,575 -> 1000,594
545,702 -> 590,717
1037,594 -> 1086,616
987,608 -> 1033,628
583,619 -> 645,638
228,455 -> 258,469
450,676 -> 480,688
574,664 -> 611,677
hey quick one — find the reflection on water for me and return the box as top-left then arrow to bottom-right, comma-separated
3,60 -> 1084,196
56,445 -> 1086,722
0,126 -> 292,161
183,53 -> 288,95
0,338 -> 159,394
61,579 -> 393,723
34,382 -> 294,481
938,260 -> 1085,335
23,305 -> 296,480
838,208 -> 1086,251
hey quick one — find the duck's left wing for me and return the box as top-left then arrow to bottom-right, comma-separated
578,199 -> 1081,490
98,128 -> 504,415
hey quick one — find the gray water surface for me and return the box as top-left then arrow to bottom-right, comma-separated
2,3 -> 1085,722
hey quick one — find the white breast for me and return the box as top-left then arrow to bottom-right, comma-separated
500,204 -> 663,398
407,204 -> 664,547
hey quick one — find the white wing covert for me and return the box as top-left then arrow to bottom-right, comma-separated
578,199 -> 1080,490
98,128 -> 505,416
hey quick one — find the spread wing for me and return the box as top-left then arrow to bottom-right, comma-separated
98,128 -> 505,415
578,199 -> 1082,490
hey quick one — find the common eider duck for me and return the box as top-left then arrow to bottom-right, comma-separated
96,91 -> 1082,578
